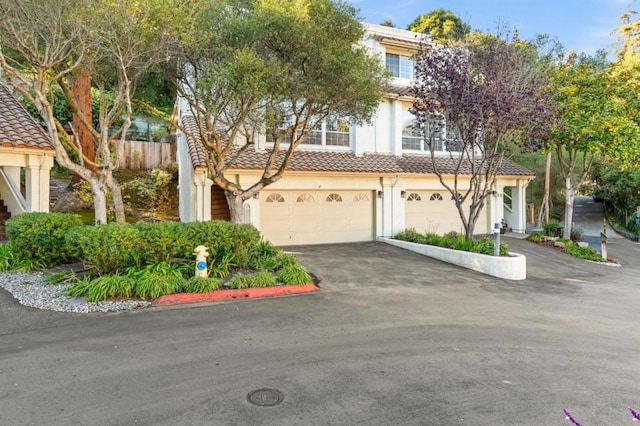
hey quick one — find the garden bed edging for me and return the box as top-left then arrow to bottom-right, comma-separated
379,237 -> 526,280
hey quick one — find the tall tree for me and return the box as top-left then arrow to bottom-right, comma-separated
167,0 -> 388,223
411,32 -> 555,240
407,9 -> 470,43
0,0 -> 167,224
548,52 -> 639,238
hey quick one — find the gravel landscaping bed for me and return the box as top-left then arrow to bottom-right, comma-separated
0,271 -> 150,313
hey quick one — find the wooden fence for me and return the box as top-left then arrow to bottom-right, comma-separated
119,140 -> 176,169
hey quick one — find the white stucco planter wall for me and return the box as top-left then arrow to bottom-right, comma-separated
379,237 -> 526,280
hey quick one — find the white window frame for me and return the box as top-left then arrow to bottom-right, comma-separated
266,110 -> 352,150
385,53 -> 414,80
401,111 -> 461,154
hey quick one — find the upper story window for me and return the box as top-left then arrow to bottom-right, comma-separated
402,111 -> 462,153
386,53 -> 414,80
266,110 -> 350,148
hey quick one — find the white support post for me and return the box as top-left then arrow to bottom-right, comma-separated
511,183 -> 527,233
194,172 -> 213,222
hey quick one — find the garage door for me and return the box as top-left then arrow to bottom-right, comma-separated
405,191 -> 465,234
405,191 -> 489,235
261,191 -> 374,245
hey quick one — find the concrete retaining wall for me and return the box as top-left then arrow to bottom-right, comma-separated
379,238 -> 526,280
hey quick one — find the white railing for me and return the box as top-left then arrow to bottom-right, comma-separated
503,190 -> 513,213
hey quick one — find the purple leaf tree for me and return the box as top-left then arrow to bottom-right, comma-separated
411,32 -> 555,240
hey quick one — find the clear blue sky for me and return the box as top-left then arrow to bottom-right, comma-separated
353,0 -> 636,55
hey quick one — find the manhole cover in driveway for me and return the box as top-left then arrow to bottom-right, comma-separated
247,388 -> 284,407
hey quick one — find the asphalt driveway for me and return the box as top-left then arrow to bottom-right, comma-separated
1,200 -> 640,425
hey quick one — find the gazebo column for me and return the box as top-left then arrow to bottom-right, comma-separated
194,171 -> 212,222
25,154 -> 54,212
510,181 -> 528,233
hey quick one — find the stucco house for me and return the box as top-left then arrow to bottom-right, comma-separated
0,83 -> 55,239
176,23 -> 534,246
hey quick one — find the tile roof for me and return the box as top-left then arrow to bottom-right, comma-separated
181,114 -> 208,168
181,115 -> 534,177
388,84 -> 413,97
0,83 -> 54,151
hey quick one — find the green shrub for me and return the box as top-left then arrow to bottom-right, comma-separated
45,270 -> 77,285
556,238 -> 573,246
68,224 -> 143,274
0,242 -> 33,271
228,273 -> 252,289
526,232 -> 545,243
63,277 -> 93,298
125,261 -> 187,300
133,220 -> 262,267
277,265 -> 312,285
85,275 -> 135,302
133,221 -> 191,263
542,221 -> 561,237
121,168 -> 172,209
276,253 -> 298,269
564,244 -> 605,262
247,254 -> 281,272
209,252 -> 238,278
5,212 -> 82,268
182,276 -> 221,293
250,271 -> 277,288
135,273 -> 183,300
394,229 -> 423,243
394,230 -> 509,256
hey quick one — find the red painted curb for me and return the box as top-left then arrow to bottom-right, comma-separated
151,284 -> 319,307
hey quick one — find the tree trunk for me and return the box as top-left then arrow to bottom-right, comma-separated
71,71 -> 94,185
226,192 -> 246,224
538,150 -> 551,226
563,177 -> 574,239
90,178 -> 108,225
106,172 -> 126,224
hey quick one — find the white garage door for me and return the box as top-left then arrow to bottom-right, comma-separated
261,191 -> 374,245
405,191 -> 466,235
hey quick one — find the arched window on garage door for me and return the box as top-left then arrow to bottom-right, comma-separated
430,193 -> 443,201
266,193 -> 285,203
326,193 -> 343,202
353,193 -> 369,202
296,193 -> 315,202
407,193 -> 421,201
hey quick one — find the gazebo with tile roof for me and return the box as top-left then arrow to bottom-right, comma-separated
0,83 -> 55,238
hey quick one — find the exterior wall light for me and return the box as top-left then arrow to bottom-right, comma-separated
400,190 -> 406,198
377,190 -> 383,199
253,192 -> 260,199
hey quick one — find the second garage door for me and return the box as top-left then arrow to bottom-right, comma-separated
261,190 -> 374,245
405,190 -> 488,235
405,191 -> 466,234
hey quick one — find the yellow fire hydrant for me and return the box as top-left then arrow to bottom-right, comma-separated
193,245 -> 210,278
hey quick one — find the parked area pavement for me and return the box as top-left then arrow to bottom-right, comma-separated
1,199 -> 640,425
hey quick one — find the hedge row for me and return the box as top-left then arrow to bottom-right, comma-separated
6,213 -> 262,273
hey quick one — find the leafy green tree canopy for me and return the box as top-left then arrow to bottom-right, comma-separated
407,9 -> 470,43
168,0 -> 388,222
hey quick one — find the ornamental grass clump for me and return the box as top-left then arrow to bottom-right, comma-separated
277,265 -> 312,285
182,276 -> 221,293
